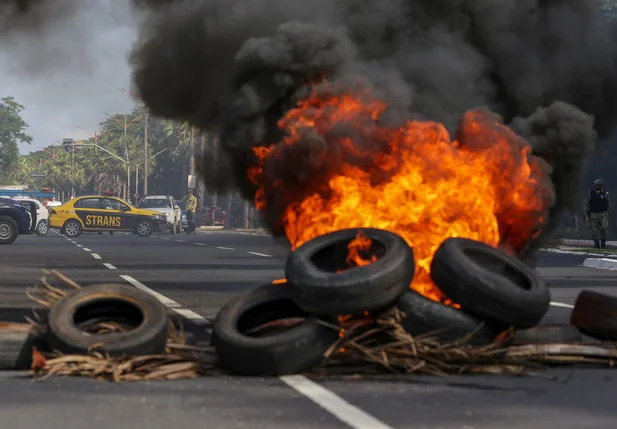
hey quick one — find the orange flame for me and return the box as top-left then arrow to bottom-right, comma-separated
345,231 -> 378,268
249,85 -> 554,304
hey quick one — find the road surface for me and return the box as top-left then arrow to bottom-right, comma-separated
1,231 -> 616,429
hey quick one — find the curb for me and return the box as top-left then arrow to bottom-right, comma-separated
195,228 -> 269,236
583,258 -> 617,270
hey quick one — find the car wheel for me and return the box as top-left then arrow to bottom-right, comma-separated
285,228 -> 415,316
35,220 -> 49,236
212,283 -> 337,375
45,283 -> 169,356
136,219 -> 154,237
63,220 -> 83,238
0,216 -> 19,245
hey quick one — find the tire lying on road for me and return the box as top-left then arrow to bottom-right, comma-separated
570,290 -> 617,341
430,238 -> 550,329
285,228 -> 415,316
46,284 -> 169,356
512,325 -> 583,345
212,283 -> 337,376
397,290 -> 501,345
0,322 -> 47,370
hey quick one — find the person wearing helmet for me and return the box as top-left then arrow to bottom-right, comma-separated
584,179 -> 611,249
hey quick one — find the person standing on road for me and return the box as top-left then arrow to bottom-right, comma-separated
182,188 -> 198,235
584,179 -> 611,249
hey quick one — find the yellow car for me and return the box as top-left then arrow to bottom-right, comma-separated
48,195 -> 167,238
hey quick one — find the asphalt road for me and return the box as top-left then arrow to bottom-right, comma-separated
1,230 -> 617,429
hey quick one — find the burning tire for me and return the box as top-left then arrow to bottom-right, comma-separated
512,325 -> 582,345
397,290 -> 500,345
211,283 -> 337,375
570,290 -> 617,341
430,238 -> 550,329
285,228 -> 414,316
46,284 -> 169,356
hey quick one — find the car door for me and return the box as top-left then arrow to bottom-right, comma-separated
105,198 -> 138,231
170,197 -> 181,223
73,197 -> 106,230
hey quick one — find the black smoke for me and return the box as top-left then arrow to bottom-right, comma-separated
129,0 -> 611,248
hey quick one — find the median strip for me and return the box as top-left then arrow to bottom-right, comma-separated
583,258 -> 617,270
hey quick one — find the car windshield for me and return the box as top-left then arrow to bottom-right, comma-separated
138,198 -> 172,209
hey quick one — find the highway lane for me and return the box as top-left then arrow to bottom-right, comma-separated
1,231 -> 617,429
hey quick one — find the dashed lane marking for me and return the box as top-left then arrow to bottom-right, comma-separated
247,251 -> 272,257
161,237 -> 170,240
550,301 -> 575,309
194,243 -> 206,246
174,240 -> 186,243
216,246 -> 234,250
83,248 -> 91,252
76,244 -> 83,248
172,308 -> 209,325
91,253 -> 102,260
280,375 -> 394,429
103,263 -> 117,270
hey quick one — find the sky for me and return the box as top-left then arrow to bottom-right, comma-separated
0,1 -> 140,155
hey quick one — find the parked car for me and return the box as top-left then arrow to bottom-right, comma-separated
11,196 -> 50,235
198,205 -> 227,227
137,195 -> 183,234
0,198 -> 38,244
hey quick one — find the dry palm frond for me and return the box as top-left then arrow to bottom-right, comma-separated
312,309 -> 617,377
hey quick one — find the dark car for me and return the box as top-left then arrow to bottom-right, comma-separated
0,198 -> 38,244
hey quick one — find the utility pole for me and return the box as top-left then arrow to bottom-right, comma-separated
144,111 -> 149,196
105,112 -> 143,201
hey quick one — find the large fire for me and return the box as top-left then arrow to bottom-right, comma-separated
249,85 -> 554,303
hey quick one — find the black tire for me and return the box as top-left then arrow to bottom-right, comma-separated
430,238 -> 550,329
0,216 -> 19,245
397,290 -> 500,345
513,325 -> 583,345
135,219 -> 154,237
571,290 -> 617,341
212,283 -> 337,375
46,283 -> 169,356
35,219 -> 49,236
63,219 -> 83,238
285,228 -> 415,316
0,323 -> 47,369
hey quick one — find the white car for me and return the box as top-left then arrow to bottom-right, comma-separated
6,196 -> 50,235
137,195 -> 182,234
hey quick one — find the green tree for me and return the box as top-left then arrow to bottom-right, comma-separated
0,96 -> 32,183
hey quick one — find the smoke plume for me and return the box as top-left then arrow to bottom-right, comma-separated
129,0 -> 612,246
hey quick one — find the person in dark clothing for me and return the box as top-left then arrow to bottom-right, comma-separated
584,179 -> 611,249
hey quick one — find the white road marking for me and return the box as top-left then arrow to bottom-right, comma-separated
83,248 -> 91,252
91,253 -> 102,260
194,243 -> 206,246
103,263 -> 117,270
174,240 -> 186,243
216,246 -> 234,250
247,252 -> 272,257
119,275 -> 182,308
172,308 -> 209,325
161,237 -> 170,240
76,244 -> 83,248
550,301 -> 575,309
280,375 -> 394,429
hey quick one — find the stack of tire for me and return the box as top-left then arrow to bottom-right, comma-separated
212,228 -> 557,376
